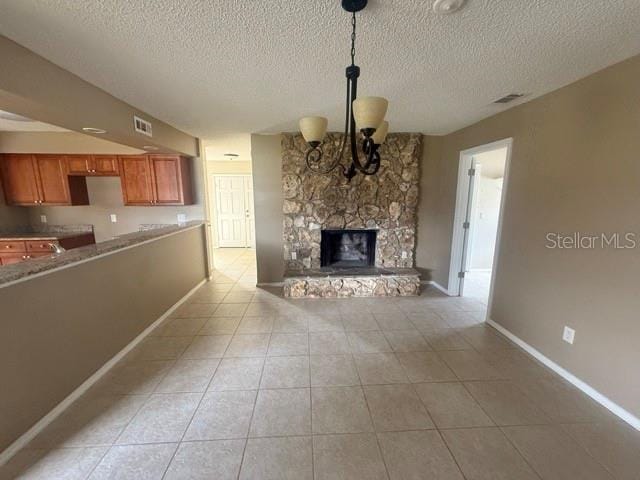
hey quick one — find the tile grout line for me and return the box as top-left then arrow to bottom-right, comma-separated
350,348 -> 392,480
158,334 -> 228,480
308,320 -> 315,480
235,312 -> 271,480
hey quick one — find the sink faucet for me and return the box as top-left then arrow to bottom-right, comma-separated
49,242 -> 66,254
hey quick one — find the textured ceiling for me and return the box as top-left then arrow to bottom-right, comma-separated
1,1 -> 639,139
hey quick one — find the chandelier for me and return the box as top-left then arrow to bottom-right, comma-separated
299,0 -> 389,182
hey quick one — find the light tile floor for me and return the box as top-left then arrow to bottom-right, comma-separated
462,270 -> 492,304
2,249 -> 639,479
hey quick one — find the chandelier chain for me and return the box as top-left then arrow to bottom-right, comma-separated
350,12 -> 356,66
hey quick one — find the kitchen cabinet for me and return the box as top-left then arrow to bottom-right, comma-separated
0,154 -> 40,205
0,154 -> 89,206
67,155 -> 119,176
119,155 -> 193,206
0,233 -> 95,266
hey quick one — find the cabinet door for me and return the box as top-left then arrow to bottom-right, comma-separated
150,156 -> 183,204
67,155 -> 91,175
0,253 -> 26,265
0,154 -> 40,205
92,155 -> 119,176
35,155 -> 71,205
119,156 -> 154,205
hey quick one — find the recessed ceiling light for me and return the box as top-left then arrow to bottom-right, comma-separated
433,0 -> 466,15
82,127 -> 107,134
143,145 -> 159,150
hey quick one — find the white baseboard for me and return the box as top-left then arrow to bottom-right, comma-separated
422,280 -> 455,296
487,319 -> 640,431
0,278 -> 207,466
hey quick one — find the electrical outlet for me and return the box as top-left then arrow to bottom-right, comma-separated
110,214 -> 117,223
177,213 -> 186,224
401,251 -> 408,259
291,251 -> 297,260
562,326 -> 575,344
40,215 -> 47,223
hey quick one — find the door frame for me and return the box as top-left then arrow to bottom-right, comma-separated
209,173 -> 255,248
447,138 -> 513,306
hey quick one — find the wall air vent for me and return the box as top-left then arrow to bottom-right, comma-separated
133,115 -> 153,137
493,93 -> 525,104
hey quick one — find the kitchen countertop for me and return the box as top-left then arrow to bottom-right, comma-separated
0,221 -> 204,287
0,232 -> 92,241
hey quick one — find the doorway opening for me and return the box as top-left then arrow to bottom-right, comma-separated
448,138 -> 512,306
203,136 -> 257,285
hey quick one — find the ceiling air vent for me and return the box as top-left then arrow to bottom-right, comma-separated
133,115 -> 153,137
493,93 -> 525,104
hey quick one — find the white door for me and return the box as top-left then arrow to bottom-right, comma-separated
244,176 -> 255,248
214,175 -> 255,248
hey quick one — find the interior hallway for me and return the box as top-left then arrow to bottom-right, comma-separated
462,270 -> 492,305
1,273 -> 639,478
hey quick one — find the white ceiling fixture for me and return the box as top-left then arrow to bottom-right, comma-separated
1,1 -> 639,138
432,0 -> 466,15
82,127 -> 107,134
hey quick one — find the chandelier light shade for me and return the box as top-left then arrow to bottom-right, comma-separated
299,116 -> 328,145
299,0 -> 389,181
371,120 -> 389,145
353,97 -> 389,134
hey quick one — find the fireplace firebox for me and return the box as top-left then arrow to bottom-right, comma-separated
321,229 -> 377,268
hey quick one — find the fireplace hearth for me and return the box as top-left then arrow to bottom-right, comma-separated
321,229 -> 376,268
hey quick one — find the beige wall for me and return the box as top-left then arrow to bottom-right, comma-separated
417,54 -> 640,418
0,182 -> 29,229
0,35 -> 198,156
0,131 -> 144,155
251,134 -> 284,284
0,131 -> 205,242
29,173 -> 205,242
0,226 -> 208,452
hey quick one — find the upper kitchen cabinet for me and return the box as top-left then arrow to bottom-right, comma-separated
0,154 -> 89,206
119,155 -> 193,206
119,155 -> 154,205
67,155 -> 119,176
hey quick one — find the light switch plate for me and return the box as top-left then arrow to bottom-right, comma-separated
401,251 -> 408,259
110,214 -> 117,223
40,215 -> 47,223
562,326 -> 575,344
291,251 -> 297,260
177,213 -> 186,223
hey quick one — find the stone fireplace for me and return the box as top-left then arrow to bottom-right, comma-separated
281,132 -> 423,297
321,229 -> 377,268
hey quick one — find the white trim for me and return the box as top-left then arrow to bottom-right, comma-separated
421,280 -> 454,296
0,278 -> 207,466
448,138 -> 513,299
0,224 -> 204,290
487,319 -> 640,431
